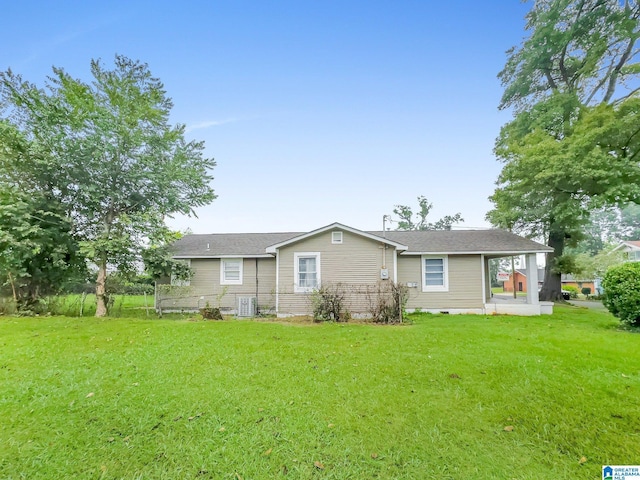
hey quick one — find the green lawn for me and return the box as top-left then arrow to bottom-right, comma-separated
1,306 -> 638,479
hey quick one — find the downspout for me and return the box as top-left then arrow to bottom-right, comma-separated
393,249 -> 398,282
511,255 -> 517,299
480,254 -> 486,306
382,215 -> 391,269
382,244 -> 386,269
275,249 -> 279,314
255,258 -> 259,315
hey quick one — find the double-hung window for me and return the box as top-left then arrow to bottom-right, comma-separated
221,258 -> 243,285
294,252 -> 320,292
422,255 -> 448,292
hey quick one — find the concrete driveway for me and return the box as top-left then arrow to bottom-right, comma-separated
567,299 -> 606,310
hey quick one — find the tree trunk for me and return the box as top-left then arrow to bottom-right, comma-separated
95,259 -> 108,317
7,272 -> 17,302
539,228 -> 564,302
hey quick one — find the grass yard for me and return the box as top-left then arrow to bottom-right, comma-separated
1,306 -> 638,479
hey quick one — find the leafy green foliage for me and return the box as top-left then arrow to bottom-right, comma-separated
488,0 -> 640,301
562,285 -> 579,298
393,196 -> 463,231
141,228 -> 191,281
499,0 -> 640,111
571,243 -> 625,280
0,186 -> 85,309
0,55 -> 216,315
602,262 -> 640,326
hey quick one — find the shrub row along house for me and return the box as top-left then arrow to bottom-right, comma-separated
156,222 -> 554,317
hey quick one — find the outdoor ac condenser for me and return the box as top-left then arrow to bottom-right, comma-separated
237,296 -> 257,317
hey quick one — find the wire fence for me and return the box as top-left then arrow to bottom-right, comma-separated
155,282 -> 409,322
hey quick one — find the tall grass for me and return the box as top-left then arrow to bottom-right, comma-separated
42,294 -> 156,317
0,305 -> 638,479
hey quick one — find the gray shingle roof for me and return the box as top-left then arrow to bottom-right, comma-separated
374,229 -> 552,255
172,232 -> 302,257
172,227 -> 552,258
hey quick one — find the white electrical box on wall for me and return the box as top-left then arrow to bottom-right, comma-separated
406,282 -> 418,288
380,268 -> 389,280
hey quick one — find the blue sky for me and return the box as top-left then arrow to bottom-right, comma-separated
3,1 -> 531,233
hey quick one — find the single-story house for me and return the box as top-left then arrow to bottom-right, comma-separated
156,222 -> 554,316
560,274 -> 596,293
502,269 -> 595,294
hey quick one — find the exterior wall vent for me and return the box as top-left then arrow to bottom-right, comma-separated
237,296 -> 257,317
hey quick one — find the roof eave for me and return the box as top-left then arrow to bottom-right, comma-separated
172,254 -> 275,259
400,249 -> 553,256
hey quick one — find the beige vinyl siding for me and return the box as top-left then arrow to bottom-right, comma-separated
277,230 -> 396,315
156,257 -> 276,313
398,254 -> 483,309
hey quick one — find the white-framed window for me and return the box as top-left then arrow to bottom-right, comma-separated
171,259 -> 191,286
332,231 -> 343,244
421,255 -> 448,292
294,252 -> 321,293
220,258 -> 243,285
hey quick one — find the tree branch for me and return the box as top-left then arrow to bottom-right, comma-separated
602,36 -> 638,104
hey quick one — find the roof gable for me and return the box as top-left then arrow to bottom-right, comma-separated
612,240 -> 640,253
265,222 -> 408,253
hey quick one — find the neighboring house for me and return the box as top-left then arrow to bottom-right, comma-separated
157,222 -> 554,316
560,274 -> 596,294
502,270 -> 595,294
502,268 -> 545,293
611,240 -> 640,261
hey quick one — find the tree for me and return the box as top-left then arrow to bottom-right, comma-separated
572,243 -> 625,282
563,204 -> 640,259
487,0 -> 640,301
0,55 -> 216,316
393,196 -> 463,231
141,228 -> 192,282
0,186 -> 85,308
619,203 -> 640,240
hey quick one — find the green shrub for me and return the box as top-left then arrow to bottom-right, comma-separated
581,287 -> 591,297
0,297 -> 17,315
563,285 -> 579,299
602,262 -> 640,327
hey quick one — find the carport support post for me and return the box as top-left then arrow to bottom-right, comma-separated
525,254 -> 539,305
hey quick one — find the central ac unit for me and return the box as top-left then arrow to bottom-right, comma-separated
237,296 -> 257,317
